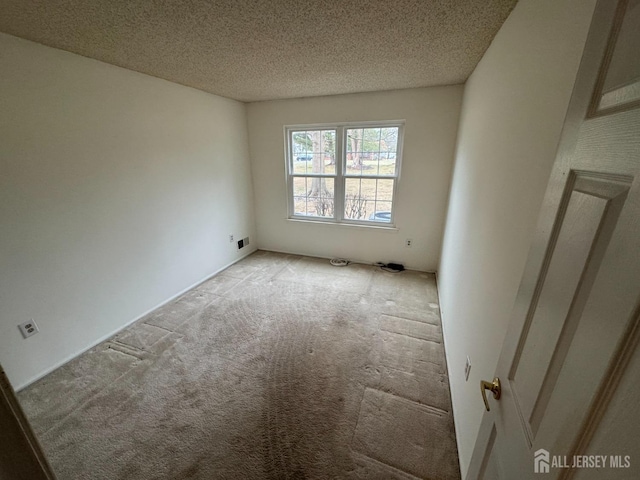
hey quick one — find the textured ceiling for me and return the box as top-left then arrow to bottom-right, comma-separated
0,0 -> 517,102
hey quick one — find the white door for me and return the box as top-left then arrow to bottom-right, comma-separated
468,0 -> 640,478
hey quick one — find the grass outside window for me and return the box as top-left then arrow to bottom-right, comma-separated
286,122 -> 404,226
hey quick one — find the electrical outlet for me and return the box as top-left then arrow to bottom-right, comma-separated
243,236 -> 249,246
464,356 -> 471,381
237,239 -> 244,249
405,238 -> 413,248
229,234 -> 234,243
18,319 -> 39,339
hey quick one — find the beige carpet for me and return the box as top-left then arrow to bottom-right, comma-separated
18,251 -> 460,480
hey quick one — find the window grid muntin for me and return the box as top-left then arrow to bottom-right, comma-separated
343,126 -> 399,178
286,122 -> 403,225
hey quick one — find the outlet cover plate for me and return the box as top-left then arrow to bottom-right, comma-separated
19,320 -> 39,339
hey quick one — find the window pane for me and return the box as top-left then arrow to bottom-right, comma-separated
346,128 -> 364,175
346,127 -> 398,176
311,178 -> 334,218
376,179 -> 394,202
324,162 -> 336,175
344,177 -> 360,198
369,179 -> 394,222
292,130 -> 336,175
293,177 -> 308,216
344,178 -> 395,222
345,178 -> 374,221
293,177 -> 334,218
293,177 -> 306,197
371,201 -> 392,222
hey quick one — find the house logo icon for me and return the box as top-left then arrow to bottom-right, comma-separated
535,448 -> 550,473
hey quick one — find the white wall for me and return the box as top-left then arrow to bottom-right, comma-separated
437,0 -> 597,476
0,33 -> 256,390
247,87 -> 462,272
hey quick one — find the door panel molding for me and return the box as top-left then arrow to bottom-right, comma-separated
531,173 -> 630,438
589,0 -> 640,117
478,426 -> 501,480
508,170 -> 632,446
560,305 -> 640,480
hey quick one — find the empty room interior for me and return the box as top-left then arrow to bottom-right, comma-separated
2,0 -> 640,479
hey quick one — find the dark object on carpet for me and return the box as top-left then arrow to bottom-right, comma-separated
375,262 -> 406,273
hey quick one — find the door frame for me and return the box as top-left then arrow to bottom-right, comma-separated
467,0 -> 636,477
0,364 -> 57,480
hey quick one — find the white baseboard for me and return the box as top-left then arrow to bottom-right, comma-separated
15,247 -> 257,392
260,246 -> 435,274
435,271 -> 464,478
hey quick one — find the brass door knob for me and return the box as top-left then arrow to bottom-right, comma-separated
480,377 -> 501,411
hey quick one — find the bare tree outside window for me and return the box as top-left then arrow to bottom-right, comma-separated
291,129 -> 335,218
288,124 -> 401,224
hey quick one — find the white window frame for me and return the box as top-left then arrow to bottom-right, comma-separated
285,121 -> 404,227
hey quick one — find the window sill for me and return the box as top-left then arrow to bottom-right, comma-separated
286,218 -> 399,232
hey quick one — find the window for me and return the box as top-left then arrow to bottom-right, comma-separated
286,122 -> 403,226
